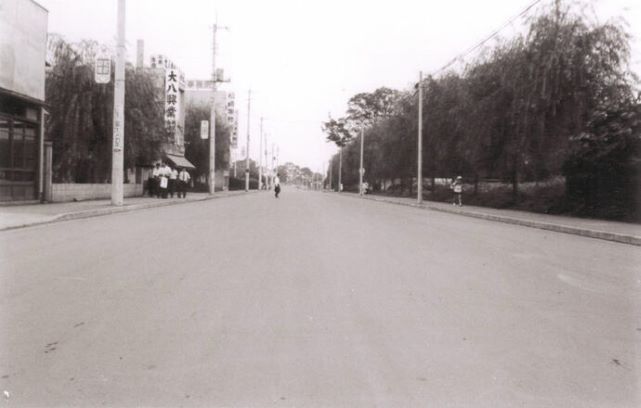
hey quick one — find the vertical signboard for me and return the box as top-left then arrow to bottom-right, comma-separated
231,110 -> 239,148
165,68 -> 179,130
200,120 -> 209,139
113,108 -> 123,152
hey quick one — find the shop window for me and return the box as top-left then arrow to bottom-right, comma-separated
0,123 -> 9,170
24,137 -> 36,169
12,125 -> 24,168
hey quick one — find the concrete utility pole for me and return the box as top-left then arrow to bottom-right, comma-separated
275,145 -> 279,176
417,70 -> 423,204
245,89 -> 251,192
258,117 -> 263,190
359,125 -> 364,196
208,21 -> 228,194
271,143 -> 275,186
111,0 -> 126,206
208,24 -> 217,194
338,147 -> 342,192
328,159 -> 332,191
264,133 -> 269,189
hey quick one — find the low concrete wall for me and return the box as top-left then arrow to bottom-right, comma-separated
51,183 -> 143,202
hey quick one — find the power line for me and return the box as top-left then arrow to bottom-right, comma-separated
427,0 -> 548,78
265,118 -> 321,124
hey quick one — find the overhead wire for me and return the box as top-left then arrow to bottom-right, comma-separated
424,0 -> 548,79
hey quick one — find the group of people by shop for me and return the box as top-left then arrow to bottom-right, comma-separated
147,162 -> 191,199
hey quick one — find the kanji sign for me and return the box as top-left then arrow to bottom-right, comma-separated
200,120 -> 209,139
95,56 -> 111,84
165,69 -> 180,129
113,108 -> 123,152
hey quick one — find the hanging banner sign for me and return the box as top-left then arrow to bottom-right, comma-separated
200,120 -> 209,139
165,69 -> 180,130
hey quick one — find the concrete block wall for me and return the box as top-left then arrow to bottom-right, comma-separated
51,183 -> 143,202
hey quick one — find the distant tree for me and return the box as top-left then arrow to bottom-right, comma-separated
322,116 -> 352,148
233,159 -> 258,179
346,87 -> 402,128
183,102 -> 231,179
276,165 -> 289,183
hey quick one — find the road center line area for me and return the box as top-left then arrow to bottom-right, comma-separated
1,189 -> 640,407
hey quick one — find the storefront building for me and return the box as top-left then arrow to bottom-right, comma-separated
148,53 -> 195,170
0,0 -> 48,202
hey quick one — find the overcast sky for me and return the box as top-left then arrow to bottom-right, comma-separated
38,0 -> 641,171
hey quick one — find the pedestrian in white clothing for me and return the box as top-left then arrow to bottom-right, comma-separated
169,166 -> 179,198
274,174 -> 281,198
451,175 -> 463,206
178,168 -> 191,198
159,162 -> 171,199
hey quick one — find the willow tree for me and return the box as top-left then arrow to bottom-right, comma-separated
500,2 -> 633,195
46,36 -> 166,182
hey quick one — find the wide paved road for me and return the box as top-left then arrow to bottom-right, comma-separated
1,188 -> 639,407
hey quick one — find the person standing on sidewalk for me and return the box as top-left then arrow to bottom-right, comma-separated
151,162 -> 161,197
274,174 -> 281,198
178,167 -> 191,198
159,162 -> 171,199
451,176 -> 463,206
169,166 -> 179,198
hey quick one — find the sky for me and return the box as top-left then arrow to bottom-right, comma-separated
38,0 -> 641,171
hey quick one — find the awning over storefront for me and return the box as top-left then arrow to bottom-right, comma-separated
165,154 -> 196,169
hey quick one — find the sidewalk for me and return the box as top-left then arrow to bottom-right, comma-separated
343,192 -> 641,246
0,191 -> 257,232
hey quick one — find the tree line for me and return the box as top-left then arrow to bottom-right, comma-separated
323,1 -> 640,220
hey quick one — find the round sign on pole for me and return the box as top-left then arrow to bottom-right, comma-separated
95,55 -> 111,84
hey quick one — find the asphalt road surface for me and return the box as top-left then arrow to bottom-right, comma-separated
1,188 -> 640,407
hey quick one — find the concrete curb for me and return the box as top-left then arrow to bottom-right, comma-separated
346,194 -> 641,247
0,190 -> 261,232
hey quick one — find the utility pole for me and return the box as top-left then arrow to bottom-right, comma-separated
338,147 -> 342,192
258,117 -> 263,190
233,153 -> 237,177
111,0 -> 125,206
271,143 -> 275,186
245,89 -> 251,192
275,145 -> 279,181
359,125 -> 364,196
328,159 -> 332,191
208,23 -> 217,194
208,20 -> 228,194
264,133 -> 269,189
417,71 -> 423,204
